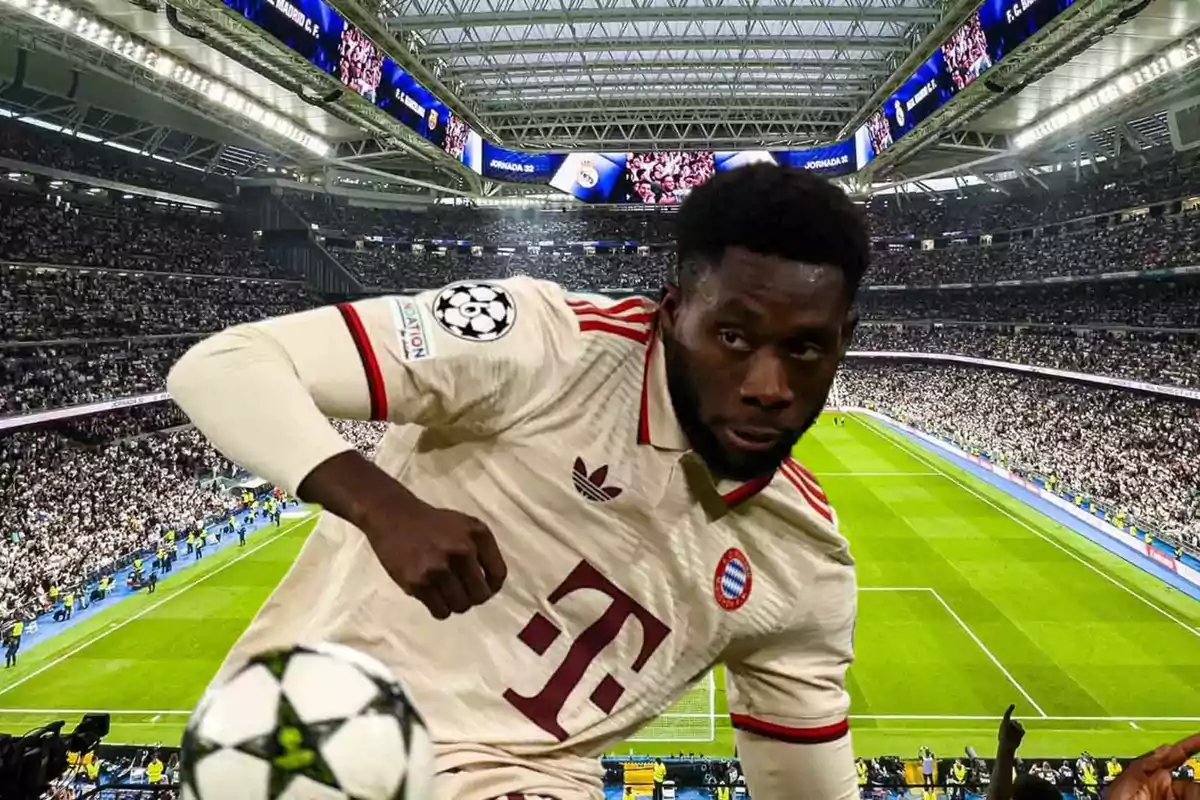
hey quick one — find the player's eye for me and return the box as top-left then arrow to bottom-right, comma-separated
717,328 -> 751,352
790,343 -> 825,363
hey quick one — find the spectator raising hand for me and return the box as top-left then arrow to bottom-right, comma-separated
988,704 -> 1026,800
1106,734 -> 1200,800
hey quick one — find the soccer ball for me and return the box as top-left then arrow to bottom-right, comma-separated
181,643 -> 433,800
432,282 -> 516,341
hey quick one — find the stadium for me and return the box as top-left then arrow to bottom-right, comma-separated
0,0 -> 1198,794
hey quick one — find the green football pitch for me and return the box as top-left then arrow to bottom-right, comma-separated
2,413 -> 1198,760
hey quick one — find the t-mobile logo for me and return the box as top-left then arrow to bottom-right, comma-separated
503,560 -> 671,741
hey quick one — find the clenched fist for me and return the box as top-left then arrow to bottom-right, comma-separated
365,501 -> 507,619
298,450 -> 509,619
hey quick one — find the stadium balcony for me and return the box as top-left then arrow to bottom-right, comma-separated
864,152 -> 1200,239
278,152 -> 1200,248
0,193 -> 280,279
851,326 -> 1200,390
0,117 -> 236,204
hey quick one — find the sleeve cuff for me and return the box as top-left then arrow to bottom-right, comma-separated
730,713 -> 850,744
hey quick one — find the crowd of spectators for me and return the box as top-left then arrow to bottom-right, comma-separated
328,212 -> 1200,292
0,193 -> 280,278
0,118 -> 235,202
859,279 -> 1200,328
1,265 -> 320,342
0,408 -> 385,621
0,409 -> 231,620
290,195 -> 678,243
868,212 -> 1200,286
334,247 -> 671,291
853,325 -> 1200,388
838,363 -> 1200,548
0,339 -> 196,415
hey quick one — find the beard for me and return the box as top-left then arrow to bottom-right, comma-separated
662,331 -> 821,482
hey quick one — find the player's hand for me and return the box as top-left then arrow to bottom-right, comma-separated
365,499 -> 508,620
1106,734 -> 1200,800
297,451 -> 508,620
997,704 -> 1025,754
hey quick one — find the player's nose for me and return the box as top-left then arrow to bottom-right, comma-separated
739,350 -> 793,411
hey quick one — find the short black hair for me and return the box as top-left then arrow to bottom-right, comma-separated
674,163 -> 870,295
1013,774 -> 1062,800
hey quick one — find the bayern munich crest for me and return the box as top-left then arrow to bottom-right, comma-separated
713,548 -> 752,611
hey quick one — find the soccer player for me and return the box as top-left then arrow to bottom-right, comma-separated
169,164 -> 867,800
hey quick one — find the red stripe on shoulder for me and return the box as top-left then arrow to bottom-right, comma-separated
336,303 -> 387,421
780,462 -> 834,523
730,714 -> 849,745
567,296 -> 652,316
788,458 -> 828,501
578,318 -> 651,343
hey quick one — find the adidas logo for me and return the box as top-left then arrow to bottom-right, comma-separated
572,457 -> 623,502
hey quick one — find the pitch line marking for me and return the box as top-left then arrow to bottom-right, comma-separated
927,588 -> 1048,718
815,472 -> 941,477
0,515 -> 314,700
861,587 -> 1048,718
591,712 -> 1200,723
853,416 -> 1200,640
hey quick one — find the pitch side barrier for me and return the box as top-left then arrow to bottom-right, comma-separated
45,748 -> 1157,797
843,407 -> 1200,602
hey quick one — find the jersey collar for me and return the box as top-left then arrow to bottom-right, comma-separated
637,328 -> 691,452
637,329 -> 775,508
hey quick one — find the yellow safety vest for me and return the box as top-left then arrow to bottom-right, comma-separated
11,622 -> 23,638
147,760 -> 164,783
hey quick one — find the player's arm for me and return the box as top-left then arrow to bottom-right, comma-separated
723,582 -> 857,800
168,278 -> 582,617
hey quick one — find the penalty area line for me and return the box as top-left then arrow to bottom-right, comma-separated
858,587 -> 1048,718
0,514 -> 314,700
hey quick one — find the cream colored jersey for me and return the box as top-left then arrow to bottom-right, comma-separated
168,277 -> 858,800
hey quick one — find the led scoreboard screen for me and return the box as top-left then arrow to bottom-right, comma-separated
222,0 -> 482,166
855,0 -> 1079,164
479,141 -> 864,203
224,0 -> 1078,201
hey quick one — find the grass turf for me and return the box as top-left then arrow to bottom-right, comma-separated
2,414 -> 1198,760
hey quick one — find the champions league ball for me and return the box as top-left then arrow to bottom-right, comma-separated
432,282 -> 516,342
181,643 -> 433,800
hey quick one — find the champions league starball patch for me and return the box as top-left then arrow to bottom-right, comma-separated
431,282 -> 516,342
713,548 -> 752,611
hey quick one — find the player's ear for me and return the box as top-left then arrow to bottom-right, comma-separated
658,283 -> 681,335
840,306 -> 859,353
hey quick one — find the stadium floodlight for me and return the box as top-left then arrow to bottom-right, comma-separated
1014,34 -> 1200,149
0,0 -> 333,157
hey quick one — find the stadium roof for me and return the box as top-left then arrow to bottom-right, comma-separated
379,0 -> 952,149
3,0 -> 1200,199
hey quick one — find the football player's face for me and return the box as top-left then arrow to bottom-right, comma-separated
660,247 -> 857,480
